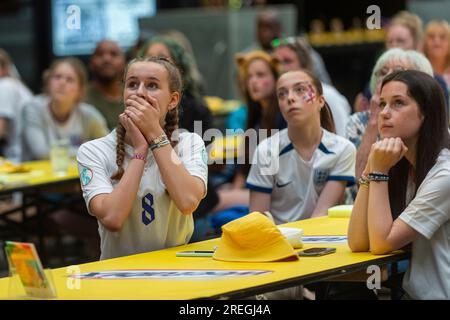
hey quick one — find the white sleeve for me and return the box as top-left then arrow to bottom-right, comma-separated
22,101 -> 53,160
324,88 -> 350,136
399,169 -> 450,239
0,81 -> 16,119
331,106 -> 348,137
177,133 -> 208,196
246,140 -> 275,194
76,142 -> 114,215
327,140 -> 356,187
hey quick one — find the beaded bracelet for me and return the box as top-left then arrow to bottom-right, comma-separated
368,172 -> 389,182
358,175 -> 370,187
149,134 -> 170,151
151,140 -> 170,151
132,153 -> 146,162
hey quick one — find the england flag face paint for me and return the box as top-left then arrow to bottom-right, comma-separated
277,71 -> 323,124
301,84 -> 316,104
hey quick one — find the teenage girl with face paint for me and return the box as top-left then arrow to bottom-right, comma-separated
77,57 -> 208,260
247,69 -> 356,224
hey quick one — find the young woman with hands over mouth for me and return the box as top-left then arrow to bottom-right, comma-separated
77,57 -> 208,260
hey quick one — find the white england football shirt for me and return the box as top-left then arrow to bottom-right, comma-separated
77,130 -> 208,260
246,128 -> 356,224
399,148 -> 450,299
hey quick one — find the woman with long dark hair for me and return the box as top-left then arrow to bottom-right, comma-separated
348,70 -> 450,299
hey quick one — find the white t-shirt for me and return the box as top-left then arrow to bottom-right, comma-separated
246,128 -> 356,224
322,84 -> 351,137
399,148 -> 450,300
22,95 -> 108,160
77,130 -> 208,260
0,78 -> 32,162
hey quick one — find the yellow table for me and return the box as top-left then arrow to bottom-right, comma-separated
0,217 -> 407,300
204,96 -> 241,116
0,160 -> 81,260
208,134 -> 245,163
0,160 -> 79,194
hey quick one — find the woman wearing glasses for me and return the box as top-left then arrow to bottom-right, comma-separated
271,36 -> 332,86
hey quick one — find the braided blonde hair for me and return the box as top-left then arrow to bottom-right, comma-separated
111,56 -> 183,180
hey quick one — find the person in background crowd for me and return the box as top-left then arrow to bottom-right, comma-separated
161,29 -> 206,95
204,50 -> 283,233
20,57 -> 108,260
243,8 -> 282,54
354,11 -> 423,113
85,40 -> 126,130
244,8 -> 332,85
0,48 -> 32,162
423,20 -> 450,91
386,11 -> 423,51
22,57 -> 108,160
140,36 -> 213,135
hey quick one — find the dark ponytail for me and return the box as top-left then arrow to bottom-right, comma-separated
381,70 -> 450,218
320,102 -> 336,134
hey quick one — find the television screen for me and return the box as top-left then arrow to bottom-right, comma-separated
51,0 -> 156,56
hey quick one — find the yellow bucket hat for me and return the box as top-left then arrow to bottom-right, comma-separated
213,212 -> 299,262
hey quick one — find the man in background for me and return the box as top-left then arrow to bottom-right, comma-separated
85,40 -> 125,130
